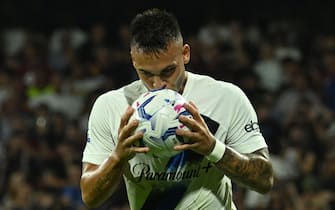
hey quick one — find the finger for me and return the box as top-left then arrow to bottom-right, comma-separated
123,131 -> 144,147
188,101 -> 198,110
125,146 -> 149,160
174,142 -> 200,151
118,119 -> 139,141
176,128 -> 200,143
178,115 -> 199,131
176,122 -> 193,135
184,102 -> 202,121
130,146 -> 150,153
120,106 -> 134,129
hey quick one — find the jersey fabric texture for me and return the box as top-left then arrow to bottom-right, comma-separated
82,72 -> 268,210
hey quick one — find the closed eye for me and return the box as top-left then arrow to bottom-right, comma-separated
160,67 -> 176,78
138,65 -> 176,78
140,70 -> 154,77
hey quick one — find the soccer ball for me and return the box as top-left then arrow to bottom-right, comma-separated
131,88 -> 192,158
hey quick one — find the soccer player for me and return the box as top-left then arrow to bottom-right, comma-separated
81,8 -> 274,210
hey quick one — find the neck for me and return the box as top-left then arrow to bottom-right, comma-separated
178,71 -> 188,94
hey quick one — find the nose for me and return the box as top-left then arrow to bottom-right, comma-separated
152,76 -> 166,89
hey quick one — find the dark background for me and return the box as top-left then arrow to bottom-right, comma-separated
1,1 -> 335,210
1,0 -> 335,35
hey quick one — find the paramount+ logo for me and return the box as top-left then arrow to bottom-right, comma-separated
244,120 -> 260,132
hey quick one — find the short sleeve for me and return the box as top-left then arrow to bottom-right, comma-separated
225,86 -> 268,154
82,94 -> 115,165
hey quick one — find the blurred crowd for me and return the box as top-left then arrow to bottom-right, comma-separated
0,14 -> 335,210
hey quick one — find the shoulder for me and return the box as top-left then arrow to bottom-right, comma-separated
88,89 -> 126,126
187,72 -> 246,98
94,80 -> 146,106
90,80 -> 147,117
94,89 -> 126,107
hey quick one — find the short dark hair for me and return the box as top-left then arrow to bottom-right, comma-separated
130,8 -> 182,54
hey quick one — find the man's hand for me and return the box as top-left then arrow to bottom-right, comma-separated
114,106 -> 149,161
174,101 -> 215,156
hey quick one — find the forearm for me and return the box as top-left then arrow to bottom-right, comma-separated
214,145 -> 273,194
81,154 -> 125,208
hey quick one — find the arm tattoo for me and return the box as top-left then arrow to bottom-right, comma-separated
89,166 -> 123,204
215,147 -> 273,193
93,176 -> 114,195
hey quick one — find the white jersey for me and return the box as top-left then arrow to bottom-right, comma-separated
82,72 -> 268,210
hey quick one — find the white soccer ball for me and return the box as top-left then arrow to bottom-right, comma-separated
131,88 -> 192,158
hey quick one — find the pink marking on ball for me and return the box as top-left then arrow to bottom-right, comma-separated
174,104 -> 184,113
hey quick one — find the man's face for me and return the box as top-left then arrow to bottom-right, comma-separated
130,41 -> 190,93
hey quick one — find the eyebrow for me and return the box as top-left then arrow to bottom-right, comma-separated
138,64 -> 176,76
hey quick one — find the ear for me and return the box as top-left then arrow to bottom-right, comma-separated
182,44 -> 190,64
130,49 -> 137,68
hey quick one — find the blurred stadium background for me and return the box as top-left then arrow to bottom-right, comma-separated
0,0 -> 334,209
